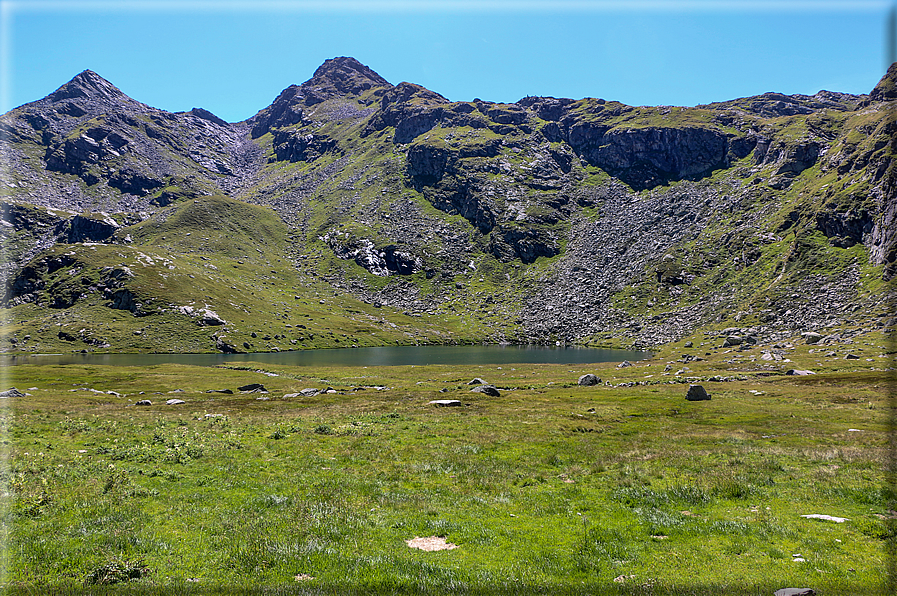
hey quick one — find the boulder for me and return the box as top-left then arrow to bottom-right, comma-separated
216,337 -> 239,353
845,353 -> 860,360
166,399 -> 185,405
801,331 -> 823,344
299,388 -> 321,397
198,309 -> 226,326
67,214 -> 120,243
238,383 -> 267,392
578,374 -> 600,386
471,385 -> 500,397
685,385 -> 711,401
785,369 -> 816,376
135,399 -> 152,406
722,336 -> 743,347
429,399 -> 463,407
774,589 -> 816,596
0,387 -> 26,398
616,361 -> 633,368
467,378 -> 488,385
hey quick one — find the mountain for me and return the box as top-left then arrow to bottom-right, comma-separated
1,56 -> 895,354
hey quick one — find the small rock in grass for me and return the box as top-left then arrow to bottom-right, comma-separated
471,385 -> 500,397
800,514 -> 848,523
775,589 -> 815,596
685,385 -> 710,401
299,388 -> 321,397
206,389 -> 234,394
429,399 -> 462,407
845,353 -> 860,360
165,399 -> 185,405
135,400 -> 152,406
785,369 -> 815,376
467,378 -> 487,385
616,360 -> 633,368
578,374 -> 600,386
283,393 -> 301,398
0,387 -> 26,398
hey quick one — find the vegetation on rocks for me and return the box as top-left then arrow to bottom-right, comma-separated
2,57 -> 895,354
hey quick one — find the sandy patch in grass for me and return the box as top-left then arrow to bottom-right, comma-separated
405,536 -> 459,551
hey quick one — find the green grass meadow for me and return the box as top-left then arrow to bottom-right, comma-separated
1,337 -> 895,594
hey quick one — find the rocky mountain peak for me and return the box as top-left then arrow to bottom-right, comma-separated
870,61 -> 897,101
48,69 -> 127,103
303,56 -> 391,98
386,82 -> 448,106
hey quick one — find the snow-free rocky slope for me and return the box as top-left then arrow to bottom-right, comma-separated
1,57 -> 895,353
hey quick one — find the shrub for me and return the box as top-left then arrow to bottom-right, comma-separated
85,558 -> 149,585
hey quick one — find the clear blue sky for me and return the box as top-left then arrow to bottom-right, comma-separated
2,1 -> 895,123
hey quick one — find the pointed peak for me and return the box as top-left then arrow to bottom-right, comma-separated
49,69 -> 127,103
304,56 -> 390,97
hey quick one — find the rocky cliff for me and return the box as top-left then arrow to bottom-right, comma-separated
1,57 -> 894,353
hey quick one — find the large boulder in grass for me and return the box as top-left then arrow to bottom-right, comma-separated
471,384 -> 500,397
578,374 -> 600,386
685,385 -> 711,401
801,331 -> 823,344
238,383 -> 267,392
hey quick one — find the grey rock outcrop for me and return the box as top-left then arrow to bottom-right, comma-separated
471,384 -> 500,397
685,385 -> 710,401
577,374 -> 600,386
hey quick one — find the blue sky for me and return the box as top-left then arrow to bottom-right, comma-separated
2,1 -> 894,122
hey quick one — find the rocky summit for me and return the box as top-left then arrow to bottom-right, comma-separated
1,57 -> 895,354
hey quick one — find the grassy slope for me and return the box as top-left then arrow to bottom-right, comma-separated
3,332 -> 894,593
3,91 -> 895,355
2,195 -> 475,353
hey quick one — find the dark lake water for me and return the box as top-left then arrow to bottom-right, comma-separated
4,345 -> 651,368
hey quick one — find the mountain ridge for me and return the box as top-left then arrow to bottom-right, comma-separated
1,57 -> 894,354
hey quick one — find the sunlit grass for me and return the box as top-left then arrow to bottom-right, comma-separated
2,335 -> 894,594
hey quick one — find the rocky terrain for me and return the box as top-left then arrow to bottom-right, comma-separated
1,57 -> 895,353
